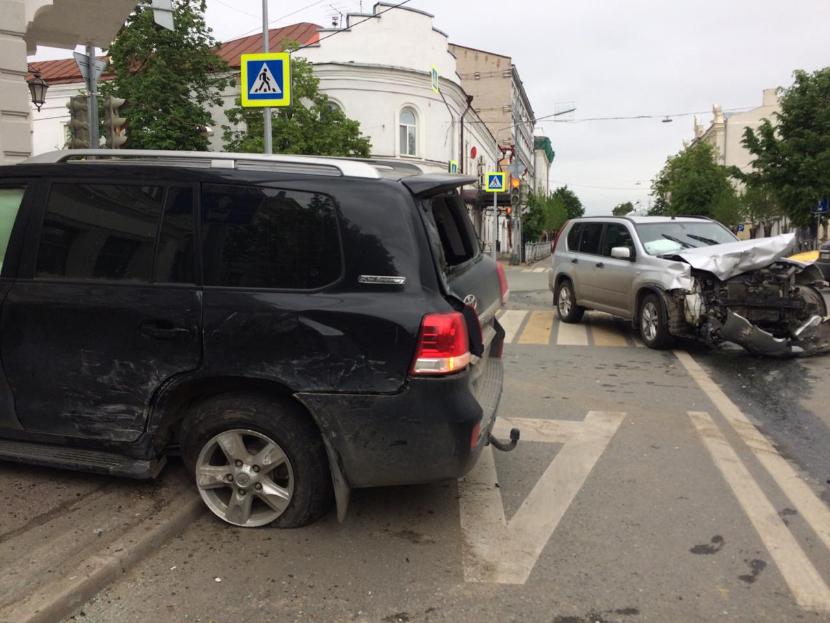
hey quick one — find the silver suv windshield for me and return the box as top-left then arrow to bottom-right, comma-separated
636,221 -> 737,255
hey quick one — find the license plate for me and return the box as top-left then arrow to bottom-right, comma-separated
820,252 -> 830,260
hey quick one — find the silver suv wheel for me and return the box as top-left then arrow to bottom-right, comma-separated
195,428 -> 295,527
558,285 -> 572,316
641,300 -> 659,342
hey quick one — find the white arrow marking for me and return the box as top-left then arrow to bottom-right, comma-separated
459,411 -> 625,584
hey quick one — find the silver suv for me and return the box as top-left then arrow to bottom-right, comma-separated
548,216 -> 830,355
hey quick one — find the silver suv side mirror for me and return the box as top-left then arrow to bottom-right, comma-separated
611,246 -> 632,260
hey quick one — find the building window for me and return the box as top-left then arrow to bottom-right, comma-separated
399,107 -> 417,156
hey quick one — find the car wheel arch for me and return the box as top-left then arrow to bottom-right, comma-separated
148,374 -> 349,520
554,273 -> 576,303
149,375 -> 317,450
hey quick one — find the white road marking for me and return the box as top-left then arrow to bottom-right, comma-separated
556,321 -> 589,346
688,411 -> 830,613
459,411 -> 625,584
675,351 -> 830,555
499,310 -> 528,343
532,267 -> 547,273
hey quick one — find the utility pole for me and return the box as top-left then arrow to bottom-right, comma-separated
262,0 -> 272,155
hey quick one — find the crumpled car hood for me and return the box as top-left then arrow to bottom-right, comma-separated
667,233 -> 797,280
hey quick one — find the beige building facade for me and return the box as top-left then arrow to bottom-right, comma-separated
448,43 -> 535,182
694,88 -> 786,238
694,88 -> 780,175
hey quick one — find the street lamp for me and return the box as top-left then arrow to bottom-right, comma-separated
27,71 -> 49,112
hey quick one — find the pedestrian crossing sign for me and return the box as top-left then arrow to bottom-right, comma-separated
240,52 -> 291,108
484,171 -> 506,193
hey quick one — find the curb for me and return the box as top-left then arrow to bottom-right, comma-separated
1,494 -> 205,623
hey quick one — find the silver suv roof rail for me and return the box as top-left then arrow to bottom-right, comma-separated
23,149 -> 382,179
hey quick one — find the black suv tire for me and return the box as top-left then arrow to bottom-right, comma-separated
638,293 -> 674,349
556,279 -> 585,323
180,393 -> 333,528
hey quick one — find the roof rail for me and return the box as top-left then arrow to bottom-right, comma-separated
23,150 -> 382,179
352,158 -> 431,178
670,214 -> 713,220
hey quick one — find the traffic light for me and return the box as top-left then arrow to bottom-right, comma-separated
510,176 -> 521,209
519,180 -> 529,206
66,95 -> 90,149
103,96 -> 127,148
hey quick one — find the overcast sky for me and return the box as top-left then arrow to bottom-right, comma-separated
30,0 -> 830,214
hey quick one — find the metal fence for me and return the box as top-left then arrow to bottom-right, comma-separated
524,241 -> 551,264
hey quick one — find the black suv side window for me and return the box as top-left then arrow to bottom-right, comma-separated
201,184 -> 341,289
566,223 -> 583,250
602,223 -> 634,257
35,183 -> 164,281
578,223 -> 603,255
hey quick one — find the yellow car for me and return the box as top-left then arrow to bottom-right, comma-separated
789,250 -> 819,263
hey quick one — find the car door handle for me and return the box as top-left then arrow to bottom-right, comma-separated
140,321 -> 192,340
596,262 -> 604,268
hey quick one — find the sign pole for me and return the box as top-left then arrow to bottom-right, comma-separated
492,191 -> 498,259
262,0 -> 272,155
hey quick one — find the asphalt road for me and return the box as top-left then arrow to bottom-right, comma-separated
63,262 -> 830,623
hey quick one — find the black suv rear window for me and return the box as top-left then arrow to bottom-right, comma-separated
201,184 -> 341,289
429,194 -> 478,266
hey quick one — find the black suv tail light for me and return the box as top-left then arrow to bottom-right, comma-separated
410,312 -> 471,376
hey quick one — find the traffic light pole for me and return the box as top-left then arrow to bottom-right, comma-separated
85,43 -> 99,149
262,0 -> 272,155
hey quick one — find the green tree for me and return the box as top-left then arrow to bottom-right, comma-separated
103,0 -> 229,151
738,182 -> 784,237
551,185 -> 584,220
741,68 -> 830,226
543,195 -> 569,232
522,192 -> 546,242
649,141 -> 742,226
522,192 -> 568,242
612,201 -> 635,216
223,56 -> 371,156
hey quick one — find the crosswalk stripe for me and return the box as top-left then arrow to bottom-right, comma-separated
532,267 -> 546,273
517,311 -> 554,345
499,310 -> 528,343
588,319 -> 628,347
556,321 -> 589,346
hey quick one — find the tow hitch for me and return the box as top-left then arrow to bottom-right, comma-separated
489,427 -> 520,452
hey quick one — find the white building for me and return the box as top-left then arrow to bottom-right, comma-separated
30,3 -> 527,253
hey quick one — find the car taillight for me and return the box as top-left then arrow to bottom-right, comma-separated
411,312 -> 471,376
496,263 -> 509,304
552,220 -> 569,253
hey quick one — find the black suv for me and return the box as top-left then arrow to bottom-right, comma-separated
0,150 -> 506,527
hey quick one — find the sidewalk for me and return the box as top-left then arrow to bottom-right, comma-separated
0,461 -> 203,623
